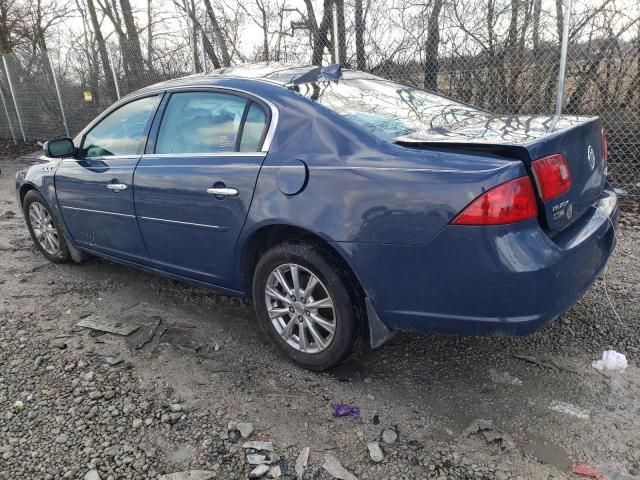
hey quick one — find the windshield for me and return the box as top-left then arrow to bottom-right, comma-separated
291,71 -> 482,141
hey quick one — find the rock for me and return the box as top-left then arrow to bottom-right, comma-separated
462,419 -> 516,451
88,391 -> 103,400
55,434 -> 69,444
103,390 -> 116,400
242,441 -> 273,452
158,472 -> 215,480
132,418 -> 143,429
382,428 -> 397,445
249,464 -> 270,478
237,422 -> 254,438
227,421 -> 238,432
51,339 -> 67,349
267,465 -> 282,478
295,447 -> 310,479
84,371 -> 95,381
84,470 -> 101,480
170,403 -> 182,412
323,454 -> 358,480
247,454 -> 269,465
367,442 -> 384,463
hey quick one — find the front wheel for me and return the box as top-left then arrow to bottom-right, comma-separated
252,242 -> 363,371
23,190 -> 70,263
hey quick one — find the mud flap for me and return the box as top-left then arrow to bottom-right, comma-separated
65,233 -> 90,263
366,297 -> 396,349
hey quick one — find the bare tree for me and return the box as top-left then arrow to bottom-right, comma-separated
86,0 -> 117,100
354,0 -> 366,69
424,0 -> 444,90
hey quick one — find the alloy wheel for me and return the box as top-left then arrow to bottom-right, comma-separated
28,202 -> 60,255
264,263 -> 336,354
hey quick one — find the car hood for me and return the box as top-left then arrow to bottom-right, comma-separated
394,113 -> 595,146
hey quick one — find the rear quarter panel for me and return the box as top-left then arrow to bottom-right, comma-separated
228,78 -> 528,289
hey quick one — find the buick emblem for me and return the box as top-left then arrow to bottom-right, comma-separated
587,145 -> 596,170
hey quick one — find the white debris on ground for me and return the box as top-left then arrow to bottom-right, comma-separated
295,447 -> 310,479
323,454 -> 358,480
489,369 -> 523,385
592,350 -> 628,372
367,442 -> 384,463
549,400 -> 590,420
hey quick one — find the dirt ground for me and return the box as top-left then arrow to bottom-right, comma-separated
1,147 -> 640,480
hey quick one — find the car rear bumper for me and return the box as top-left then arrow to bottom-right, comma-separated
336,186 -> 618,336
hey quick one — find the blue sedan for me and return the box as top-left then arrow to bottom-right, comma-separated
16,64 -> 617,370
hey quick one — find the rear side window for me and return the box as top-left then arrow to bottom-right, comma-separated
239,103 -> 268,152
156,92 -> 247,154
81,95 -> 159,157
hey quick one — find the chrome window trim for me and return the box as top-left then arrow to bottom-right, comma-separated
61,155 -> 140,163
61,205 -> 135,218
138,215 -> 227,231
140,152 -> 266,159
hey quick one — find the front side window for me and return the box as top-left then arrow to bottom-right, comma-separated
155,92 -> 248,154
81,95 -> 159,157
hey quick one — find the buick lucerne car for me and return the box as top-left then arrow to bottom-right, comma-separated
16,64 -> 617,370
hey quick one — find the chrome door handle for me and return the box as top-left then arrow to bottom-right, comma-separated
207,187 -> 239,197
107,183 -> 128,192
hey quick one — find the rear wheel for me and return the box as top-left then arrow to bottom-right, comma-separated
252,242 -> 363,371
23,190 -> 70,263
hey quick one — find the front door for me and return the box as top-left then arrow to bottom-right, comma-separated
55,95 -> 161,262
134,91 -> 270,288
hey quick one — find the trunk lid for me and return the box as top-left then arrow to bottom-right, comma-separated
395,114 -> 607,232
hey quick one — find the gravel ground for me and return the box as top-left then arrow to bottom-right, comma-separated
1,147 -> 640,480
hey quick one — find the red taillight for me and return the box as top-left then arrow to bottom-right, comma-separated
452,177 -> 538,225
602,128 -> 608,174
531,154 -> 571,201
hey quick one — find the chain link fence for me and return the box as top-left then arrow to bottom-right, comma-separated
0,0 -> 638,196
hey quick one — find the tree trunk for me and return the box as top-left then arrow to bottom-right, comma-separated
354,0 -> 365,70
146,0 -> 154,72
203,0 -> 231,66
119,0 -> 146,78
530,0 -> 543,111
87,0 -> 117,101
424,0 -> 444,91
189,0 -> 202,72
307,0 -> 333,66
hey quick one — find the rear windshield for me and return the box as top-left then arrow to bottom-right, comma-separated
292,72 -> 480,141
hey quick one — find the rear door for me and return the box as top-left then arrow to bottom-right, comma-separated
55,95 -> 161,261
133,90 -> 270,288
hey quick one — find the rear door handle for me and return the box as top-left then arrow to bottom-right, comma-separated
107,183 -> 128,192
207,187 -> 239,197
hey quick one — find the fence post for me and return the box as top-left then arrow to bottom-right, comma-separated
0,81 -> 17,144
554,0 -> 573,120
47,50 -> 70,138
333,3 -> 340,64
107,45 -> 121,100
2,56 -> 26,141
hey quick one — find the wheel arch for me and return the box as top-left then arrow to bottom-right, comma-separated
239,223 -> 368,304
19,182 -> 38,207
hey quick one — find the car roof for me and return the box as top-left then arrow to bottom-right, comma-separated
130,63 -> 318,98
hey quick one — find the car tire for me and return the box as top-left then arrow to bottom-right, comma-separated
252,241 -> 363,371
23,190 -> 70,263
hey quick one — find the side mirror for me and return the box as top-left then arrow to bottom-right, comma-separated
43,138 -> 76,158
